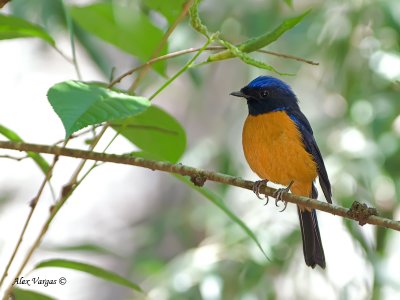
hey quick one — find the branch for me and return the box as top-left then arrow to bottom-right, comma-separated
0,153 -> 59,288
0,140 -> 398,231
127,0 -> 194,93
0,154 -> 28,161
109,46 -> 318,88
2,128 -> 109,299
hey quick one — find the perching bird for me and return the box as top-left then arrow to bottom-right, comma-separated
231,76 -> 332,269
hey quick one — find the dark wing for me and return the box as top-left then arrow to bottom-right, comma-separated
287,109 -> 332,203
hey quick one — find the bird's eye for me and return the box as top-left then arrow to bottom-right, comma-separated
260,90 -> 269,98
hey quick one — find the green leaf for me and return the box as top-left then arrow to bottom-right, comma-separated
0,124 -> 49,174
47,80 -> 150,138
70,3 -> 167,73
34,259 -> 143,292
175,175 -> 269,260
45,243 -> 119,257
208,10 -> 310,62
143,0 -> 186,24
112,106 -> 186,163
0,14 -> 55,46
13,288 -> 54,300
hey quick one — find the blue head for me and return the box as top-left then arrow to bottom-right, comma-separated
230,76 -> 299,116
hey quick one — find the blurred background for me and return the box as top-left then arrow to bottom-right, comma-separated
1,0 -> 400,299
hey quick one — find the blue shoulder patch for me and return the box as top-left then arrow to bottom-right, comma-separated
288,114 -> 301,127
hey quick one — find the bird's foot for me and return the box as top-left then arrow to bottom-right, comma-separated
273,181 -> 294,212
253,179 -> 269,205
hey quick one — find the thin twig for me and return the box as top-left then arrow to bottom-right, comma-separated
2,128 -> 108,300
53,46 -> 74,64
127,0 -> 194,93
109,46 -> 318,88
0,140 -> 398,232
61,0 -> 82,80
53,125 -> 102,146
0,154 -> 28,161
0,153 -> 60,289
257,49 -> 319,65
149,38 -> 213,101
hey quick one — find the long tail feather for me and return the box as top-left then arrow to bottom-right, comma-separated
297,184 -> 326,268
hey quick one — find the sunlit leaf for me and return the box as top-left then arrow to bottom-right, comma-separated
175,175 -> 269,260
112,106 -> 186,163
0,124 -> 49,174
35,259 -> 142,292
13,288 -> 54,300
0,14 -> 55,46
47,80 -> 150,138
70,3 -> 167,73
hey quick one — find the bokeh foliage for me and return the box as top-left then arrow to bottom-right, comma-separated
1,0 -> 400,299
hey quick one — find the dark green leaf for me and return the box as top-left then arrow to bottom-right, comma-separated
0,14 -> 55,46
143,0 -> 186,24
13,288 -> 54,300
0,124 -> 49,174
47,80 -> 150,138
112,106 -> 186,163
175,175 -> 269,260
34,259 -> 142,292
70,3 -> 167,73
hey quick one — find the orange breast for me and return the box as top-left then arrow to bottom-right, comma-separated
242,112 -> 317,196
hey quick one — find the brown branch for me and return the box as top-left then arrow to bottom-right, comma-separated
0,154 -> 28,161
257,49 -> 319,65
0,140 -> 398,231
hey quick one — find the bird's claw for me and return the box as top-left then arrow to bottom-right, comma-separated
273,181 -> 294,212
252,179 -> 269,204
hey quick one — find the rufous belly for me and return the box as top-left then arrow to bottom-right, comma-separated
242,112 -> 317,196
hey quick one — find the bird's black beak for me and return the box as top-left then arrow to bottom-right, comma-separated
230,91 -> 247,98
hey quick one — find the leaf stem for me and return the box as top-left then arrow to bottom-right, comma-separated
149,38 -> 213,101
127,0 -> 194,94
109,46 -> 318,88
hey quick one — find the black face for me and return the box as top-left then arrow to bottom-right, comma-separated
230,76 -> 300,116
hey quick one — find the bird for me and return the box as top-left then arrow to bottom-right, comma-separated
230,76 -> 332,269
